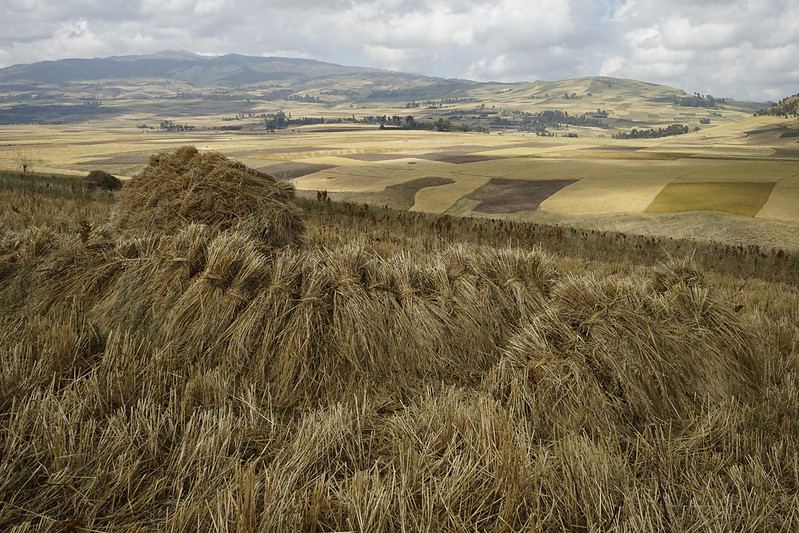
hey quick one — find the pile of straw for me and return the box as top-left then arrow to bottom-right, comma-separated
111,146 -> 304,248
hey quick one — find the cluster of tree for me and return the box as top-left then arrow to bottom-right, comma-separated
159,120 -> 196,131
261,111 -> 288,129
612,123 -> 691,139
363,115 -> 487,133
492,110 -> 605,134
260,111 -> 326,130
288,117 -> 326,127
287,94 -> 321,103
404,97 -> 480,109
755,94 -> 799,118
166,91 -> 205,99
675,93 -> 724,108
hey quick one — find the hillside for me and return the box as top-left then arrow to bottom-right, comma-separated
0,51 -> 448,104
0,50 -> 424,89
756,93 -> 799,118
1,150 -> 798,530
0,51 -> 764,129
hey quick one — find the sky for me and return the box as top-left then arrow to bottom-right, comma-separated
1,0 -> 797,101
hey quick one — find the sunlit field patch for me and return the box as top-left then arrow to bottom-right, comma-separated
256,161 -> 336,179
671,160 -> 799,183
411,173 -> 491,213
754,176 -> 799,222
362,176 -> 456,210
645,182 -> 775,217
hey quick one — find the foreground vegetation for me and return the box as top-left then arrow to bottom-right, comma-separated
1,150 -> 798,531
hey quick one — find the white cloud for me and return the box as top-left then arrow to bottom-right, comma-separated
467,54 -> 519,81
598,55 -> 624,77
608,0 -> 638,22
660,18 -> 737,50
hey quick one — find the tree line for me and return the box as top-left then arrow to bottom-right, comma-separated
363,115 -> 488,133
612,124 -> 691,139
755,94 -> 799,118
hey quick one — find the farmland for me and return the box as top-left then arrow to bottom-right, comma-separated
1,54 -> 799,530
2,112 -> 798,250
3,53 -> 796,251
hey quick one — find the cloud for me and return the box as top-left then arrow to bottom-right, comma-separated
0,0 -> 796,100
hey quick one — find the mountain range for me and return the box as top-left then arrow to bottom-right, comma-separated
0,51 -> 769,128
0,50 -> 443,96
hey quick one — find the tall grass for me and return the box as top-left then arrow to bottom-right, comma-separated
1,149 -> 798,531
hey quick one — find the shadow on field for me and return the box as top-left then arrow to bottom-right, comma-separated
469,178 -> 578,214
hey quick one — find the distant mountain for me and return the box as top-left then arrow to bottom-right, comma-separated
0,52 -> 767,129
0,50 -> 431,89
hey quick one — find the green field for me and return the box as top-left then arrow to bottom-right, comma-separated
646,182 -> 776,216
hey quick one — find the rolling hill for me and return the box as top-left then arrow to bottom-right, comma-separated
0,51 -> 765,128
0,50 -> 446,101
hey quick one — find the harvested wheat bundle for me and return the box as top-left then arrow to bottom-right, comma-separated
485,259 -> 758,433
111,145 -> 304,249
0,225 -> 66,263
85,169 -> 123,191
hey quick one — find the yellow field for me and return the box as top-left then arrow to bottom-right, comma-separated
1,115 -> 798,239
645,182 -> 775,217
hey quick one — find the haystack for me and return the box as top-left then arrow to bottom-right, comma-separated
111,146 -> 304,248
86,169 -> 123,191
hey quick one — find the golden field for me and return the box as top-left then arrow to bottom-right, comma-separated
1,112 -> 798,250
1,149 -> 798,530
3,59 -> 799,531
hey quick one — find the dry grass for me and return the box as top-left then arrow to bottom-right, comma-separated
2,149 -> 799,531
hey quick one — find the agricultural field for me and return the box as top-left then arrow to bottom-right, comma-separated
2,111 -> 798,250
1,149 -> 798,530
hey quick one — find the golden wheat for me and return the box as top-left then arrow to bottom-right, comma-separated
1,148 -> 798,531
